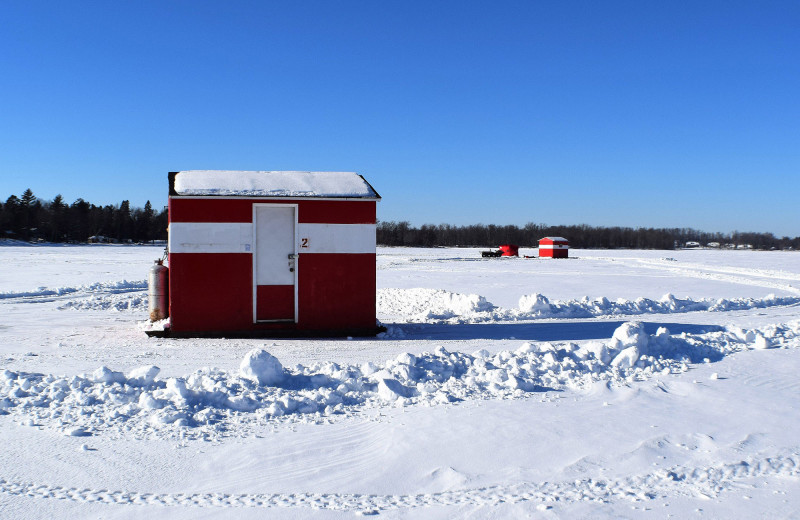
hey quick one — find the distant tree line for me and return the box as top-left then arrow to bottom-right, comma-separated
4,188 -> 797,250
377,221 -> 800,251
1,189 -> 167,243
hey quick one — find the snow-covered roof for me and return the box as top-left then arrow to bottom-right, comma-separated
171,170 -> 380,199
540,236 -> 569,242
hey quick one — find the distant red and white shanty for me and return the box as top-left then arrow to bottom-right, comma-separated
165,170 -> 381,337
538,236 -> 569,258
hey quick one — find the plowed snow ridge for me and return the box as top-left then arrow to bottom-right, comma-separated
0,280 -> 148,311
377,288 -> 800,323
2,320 -> 798,441
5,279 -> 798,319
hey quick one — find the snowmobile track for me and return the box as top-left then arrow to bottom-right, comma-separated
2,451 -> 797,512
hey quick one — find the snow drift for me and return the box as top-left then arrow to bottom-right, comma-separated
0,280 -> 148,312
2,320 -> 798,441
378,288 -> 800,323
377,288 -> 495,320
10,279 -> 798,322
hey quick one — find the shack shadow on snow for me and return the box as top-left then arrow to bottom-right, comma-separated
391,321 -> 724,342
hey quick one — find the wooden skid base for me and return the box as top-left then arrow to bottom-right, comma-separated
145,325 -> 387,339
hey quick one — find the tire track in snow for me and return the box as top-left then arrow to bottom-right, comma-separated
618,257 -> 800,295
0,280 -> 146,299
0,281 -> 146,302
1,451 -> 797,512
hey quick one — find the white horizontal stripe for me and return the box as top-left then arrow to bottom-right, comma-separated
538,244 -> 569,249
169,223 -> 253,253
298,224 -> 375,254
169,222 -> 375,254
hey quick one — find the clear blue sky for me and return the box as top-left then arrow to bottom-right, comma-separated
2,1 -> 798,236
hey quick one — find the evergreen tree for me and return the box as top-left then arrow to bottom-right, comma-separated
153,205 -> 168,241
19,188 -> 40,240
69,198 -> 91,241
1,195 -> 21,238
47,194 -> 68,241
136,200 -> 155,242
114,200 -> 133,241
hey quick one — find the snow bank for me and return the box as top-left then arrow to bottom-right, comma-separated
2,320 -> 799,441
14,278 -> 797,321
59,293 -> 148,311
239,349 -> 286,386
378,289 -> 800,323
378,288 -> 495,321
0,279 -> 148,312
0,280 -> 145,300
518,293 -> 552,313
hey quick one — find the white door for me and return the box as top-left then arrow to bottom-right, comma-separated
253,205 -> 297,322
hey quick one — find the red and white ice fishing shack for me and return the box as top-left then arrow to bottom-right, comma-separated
538,237 -> 569,258
162,170 -> 381,337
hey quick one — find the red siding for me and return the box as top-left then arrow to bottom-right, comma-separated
168,197 -> 377,334
169,253 -> 253,332
168,252 -> 376,333
298,254 -> 377,329
169,198 -> 376,224
256,285 -> 294,321
539,249 -> 569,258
296,200 -> 375,224
170,198 -> 253,222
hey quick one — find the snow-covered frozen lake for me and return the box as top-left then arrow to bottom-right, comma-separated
1,244 -> 799,518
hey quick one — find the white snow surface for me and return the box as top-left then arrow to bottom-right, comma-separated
173,170 -> 379,198
1,244 -> 800,519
